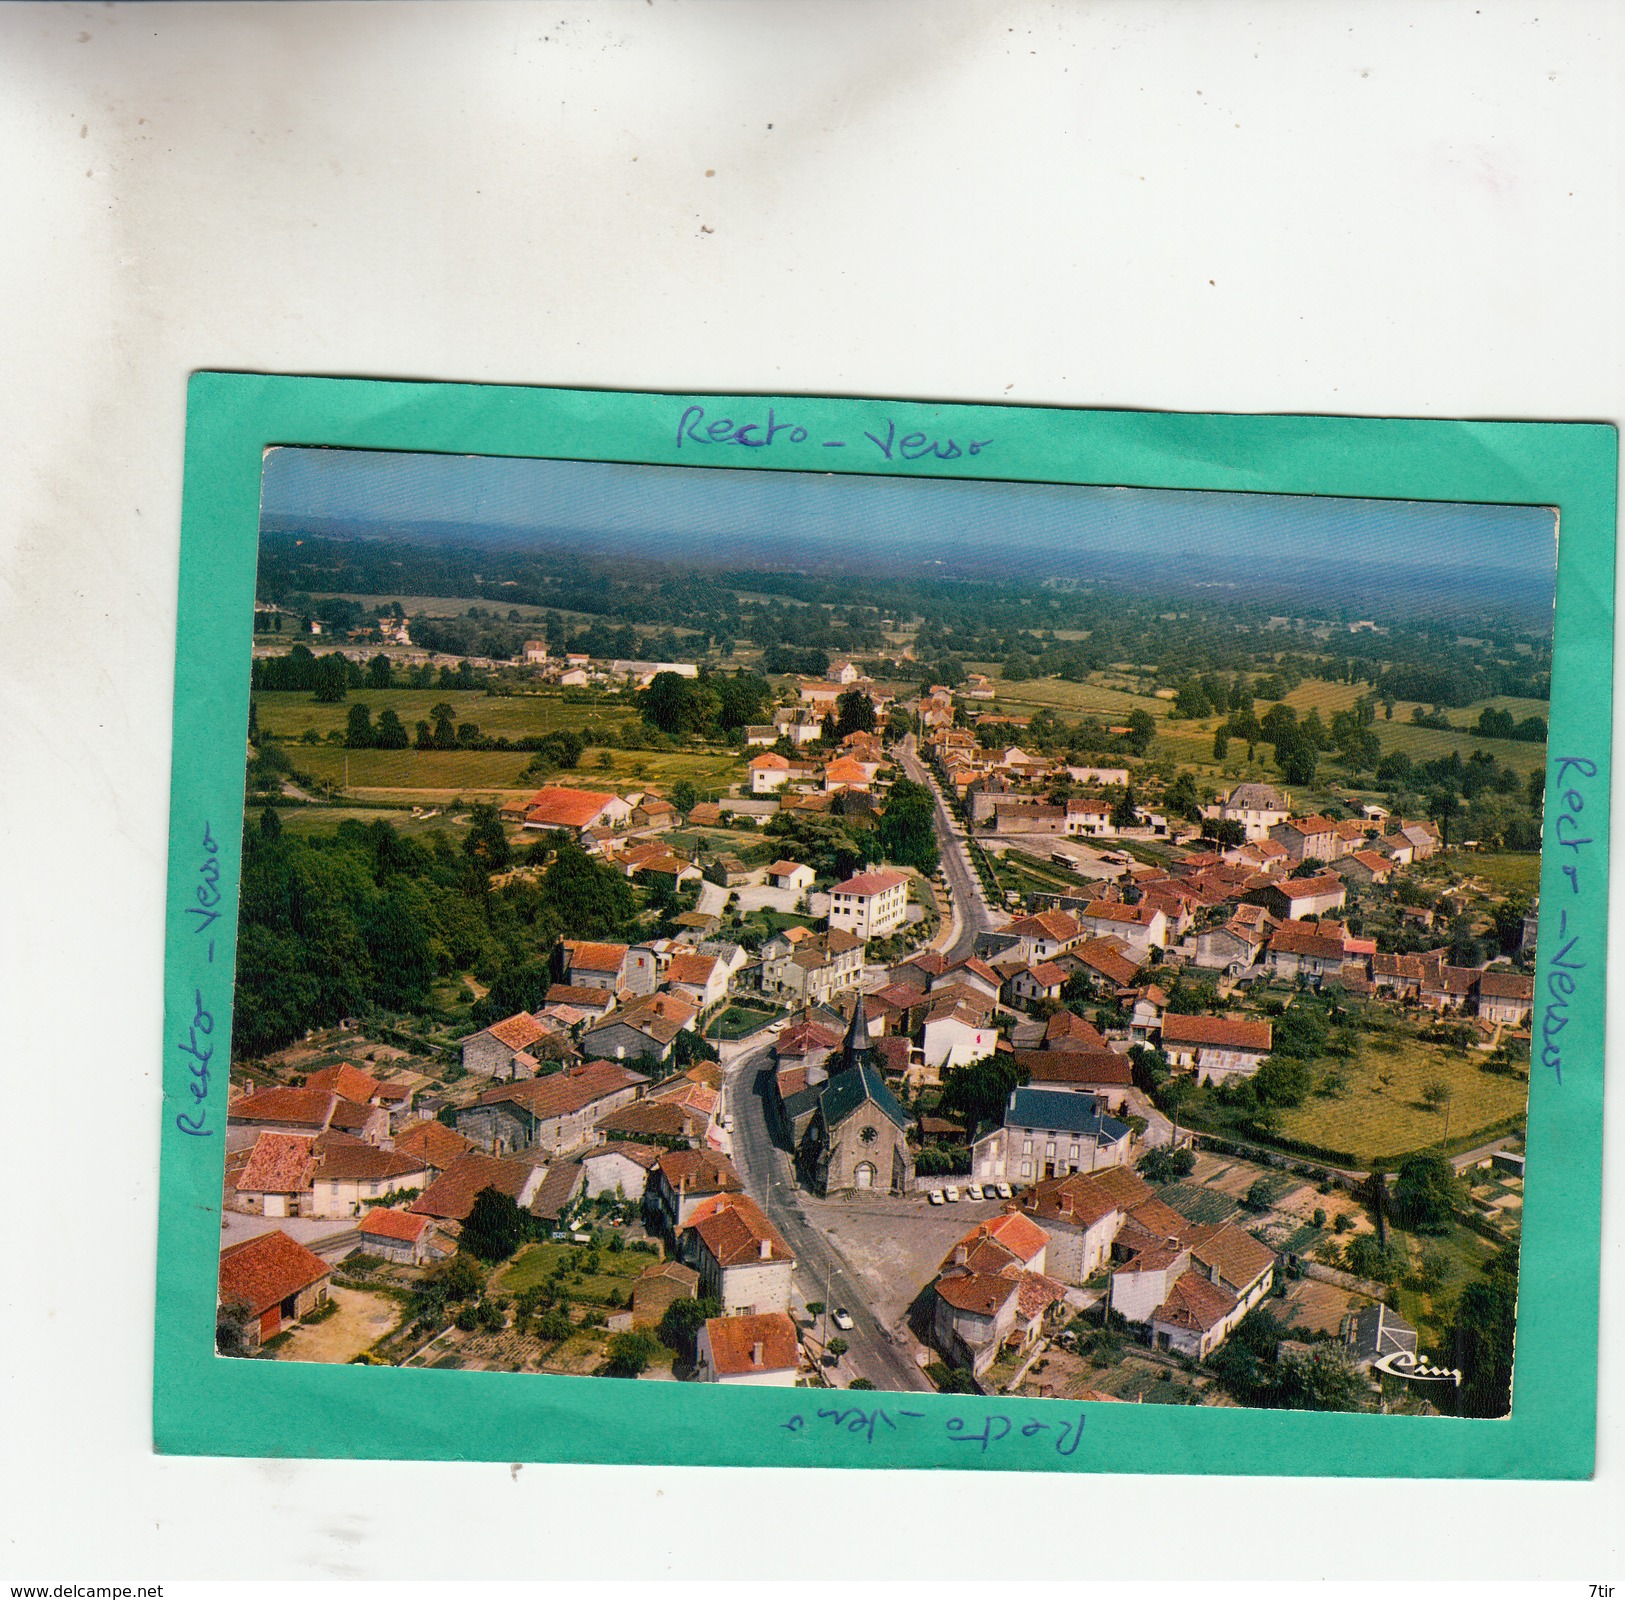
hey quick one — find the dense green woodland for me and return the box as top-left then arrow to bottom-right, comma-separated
233,814 -> 641,1058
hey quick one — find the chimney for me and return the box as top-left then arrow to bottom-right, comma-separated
953,1244 -> 968,1266
759,1237 -> 771,1260
751,1340 -> 764,1366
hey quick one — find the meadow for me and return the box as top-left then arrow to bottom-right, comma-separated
1276,1006 -> 1529,1167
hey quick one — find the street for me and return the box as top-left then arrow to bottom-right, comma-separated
722,1036 -> 931,1392
898,736 -> 998,962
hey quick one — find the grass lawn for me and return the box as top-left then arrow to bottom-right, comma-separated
273,804 -> 457,838
751,909 -> 820,935
293,746 -> 535,794
708,1003 -> 778,1040
1277,1008 -> 1529,1166
964,666 -> 1167,721
995,848 -> 1089,898
496,1240 -> 650,1306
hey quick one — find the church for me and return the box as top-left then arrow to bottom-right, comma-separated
796,997 -> 915,1197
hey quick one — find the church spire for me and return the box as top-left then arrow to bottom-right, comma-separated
838,992 -> 872,1074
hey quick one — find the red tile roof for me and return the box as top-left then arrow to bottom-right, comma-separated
1153,1269 -> 1238,1334
314,1135 -> 426,1185
237,1132 -> 316,1195
479,1060 -> 647,1120
1007,909 -> 1083,942
218,1230 -> 331,1316
831,869 -> 908,896
569,942 -> 631,977
1161,1013 -> 1273,1053
524,786 -> 622,829
1479,970 -> 1535,1000
393,1121 -> 474,1168
409,1152 -> 541,1220
934,1265 -> 1017,1317
657,1148 -> 743,1194
358,1207 -> 430,1242
1021,1167 -> 1152,1228
704,1311 -> 799,1376
302,1062 -> 383,1103
665,952 -> 719,987
1188,1222 -> 1276,1292
1018,1049 -> 1133,1089
483,1012 -> 550,1053
1268,921 -> 1347,961
980,1210 -> 1051,1264
1044,1011 -> 1111,1052
682,1193 -> 793,1266
229,1087 -> 336,1129
545,983 -> 615,1010
1085,901 -> 1161,927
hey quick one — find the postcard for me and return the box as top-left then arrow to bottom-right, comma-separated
155,376 -> 1613,1474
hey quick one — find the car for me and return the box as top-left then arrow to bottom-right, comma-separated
994,1182 -> 1013,1199
943,1186 -> 960,1202
831,1308 -> 854,1331
965,1183 -> 984,1201
928,1189 -> 945,1205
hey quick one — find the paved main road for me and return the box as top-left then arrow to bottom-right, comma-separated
722,1035 -> 930,1393
899,736 -> 998,962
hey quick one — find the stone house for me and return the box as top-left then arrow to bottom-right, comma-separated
218,1229 -> 332,1351
973,1088 -> 1133,1185
579,1142 -> 663,1202
580,992 -> 697,1066
309,1136 -> 430,1218
1218,782 -> 1289,842
455,1060 -> 648,1156
677,1194 -> 795,1316
630,1259 -> 700,1328
233,1132 -> 317,1218
356,1206 -> 439,1266
647,1149 -> 746,1239
459,1012 -> 553,1081
1160,1013 -> 1274,1083
827,869 -> 910,940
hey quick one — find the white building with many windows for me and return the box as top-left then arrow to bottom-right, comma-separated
827,868 -> 909,941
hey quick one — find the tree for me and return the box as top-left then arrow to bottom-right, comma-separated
1392,1153 -> 1465,1234
462,802 -> 512,872
216,1295 -> 255,1356
876,777 -> 940,875
825,1337 -> 850,1362
671,779 -> 699,816
1110,784 -> 1139,830
603,1328 -> 662,1378
939,1054 -> 1023,1133
1244,1177 -> 1276,1212
657,1295 -> 722,1357
461,1187 -> 529,1263
366,653 -> 393,689
834,688 -> 877,739
312,653 -> 350,703
430,702 -> 457,750
1212,727 -> 1230,761
344,704 -> 377,748
1273,1344 -> 1367,1412
1201,817 -> 1245,848
1275,732 -> 1318,786
1138,1146 -> 1195,1183
258,804 -> 282,840
1443,1241 -> 1518,1418
1125,709 -> 1155,757
374,707 -> 409,749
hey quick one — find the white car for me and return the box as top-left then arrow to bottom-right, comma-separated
831,1308 -> 854,1331
944,1186 -> 961,1203
928,1189 -> 945,1205
994,1182 -> 1013,1200
965,1183 -> 984,1201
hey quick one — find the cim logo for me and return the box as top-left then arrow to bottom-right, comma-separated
1373,1348 -> 1462,1386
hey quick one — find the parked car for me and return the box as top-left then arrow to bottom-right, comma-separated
831,1308 -> 854,1331
965,1183 -> 984,1201
994,1182 -> 1013,1199
928,1189 -> 945,1205
944,1186 -> 960,1203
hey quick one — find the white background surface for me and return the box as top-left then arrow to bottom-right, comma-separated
2,0 -> 1620,1583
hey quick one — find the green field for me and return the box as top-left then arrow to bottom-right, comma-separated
1451,852 -> 1542,897
966,667 -> 1166,722
254,688 -> 640,744
1278,1008 -> 1529,1166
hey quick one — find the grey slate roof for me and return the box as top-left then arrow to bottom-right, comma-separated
818,1060 -> 910,1134
1005,1087 -> 1130,1141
